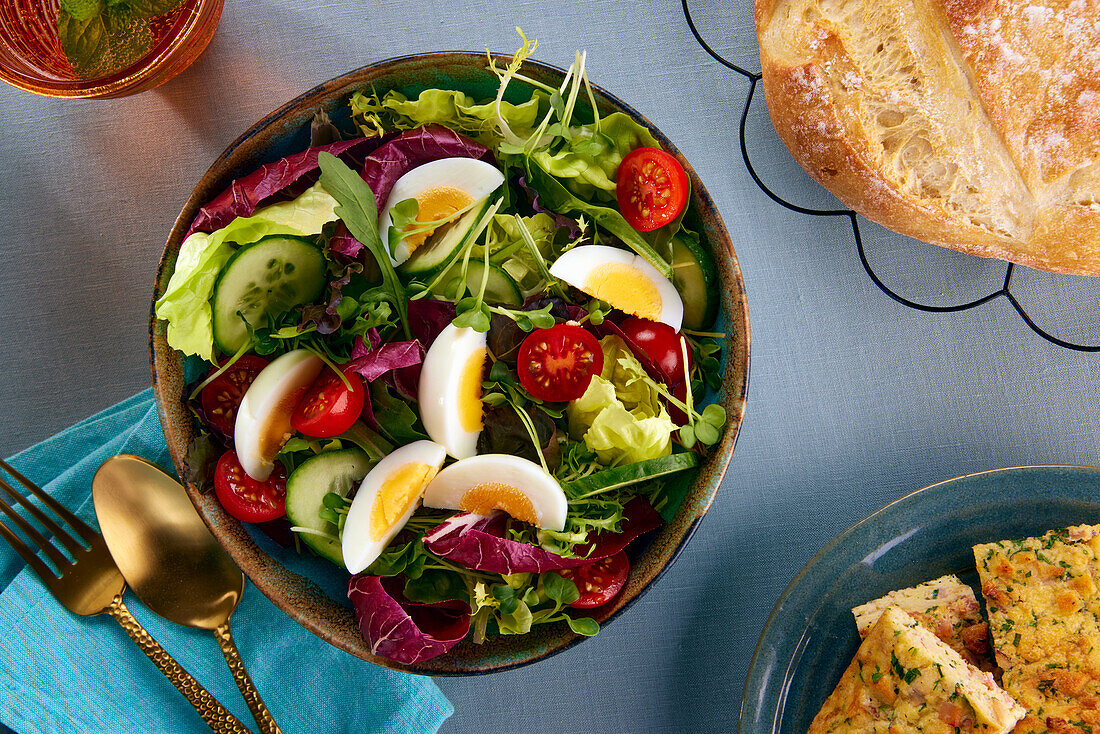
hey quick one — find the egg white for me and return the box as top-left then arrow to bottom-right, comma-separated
341,440 -> 447,574
422,454 -> 568,532
418,324 -> 487,460
378,157 -> 505,266
549,244 -> 684,330
234,349 -> 323,481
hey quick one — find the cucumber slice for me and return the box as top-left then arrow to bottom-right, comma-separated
285,448 -> 374,566
670,232 -> 719,330
398,198 -> 491,276
436,260 -> 523,306
562,452 -> 699,497
211,236 -> 325,355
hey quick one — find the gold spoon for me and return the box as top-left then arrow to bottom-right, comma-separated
92,454 -> 283,734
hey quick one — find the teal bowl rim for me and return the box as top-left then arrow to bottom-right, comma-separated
150,50 -> 751,675
738,463 -> 1100,731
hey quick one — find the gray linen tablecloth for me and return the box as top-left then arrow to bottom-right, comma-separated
3,1 -> 1099,732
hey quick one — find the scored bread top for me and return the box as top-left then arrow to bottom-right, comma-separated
755,0 -> 1100,274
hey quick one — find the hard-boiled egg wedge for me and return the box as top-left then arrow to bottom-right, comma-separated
549,244 -> 684,330
234,349 -> 323,481
342,440 -> 447,574
422,454 -> 568,532
377,157 -> 505,266
418,323 -> 487,460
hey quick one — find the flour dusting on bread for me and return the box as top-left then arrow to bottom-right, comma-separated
756,0 -> 1100,274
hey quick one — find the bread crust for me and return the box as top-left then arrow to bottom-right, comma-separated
756,0 -> 1100,275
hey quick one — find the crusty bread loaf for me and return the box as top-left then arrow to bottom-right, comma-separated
755,0 -> 1100,275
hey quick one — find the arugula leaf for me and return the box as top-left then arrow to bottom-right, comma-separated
317,152 -> 410,338
369,382 -> 427,444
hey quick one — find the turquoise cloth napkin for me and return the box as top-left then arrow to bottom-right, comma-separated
0,390 -> 453,734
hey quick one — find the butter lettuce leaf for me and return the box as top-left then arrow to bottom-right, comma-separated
155,183 -> 338,361
350,88 -> 542,148
567,336 -> 677,465
531,113 -> 661,201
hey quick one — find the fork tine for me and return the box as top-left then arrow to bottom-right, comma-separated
0,514 -> 58,583
0,492 -> 69,568
0,476 -> 86,556
0,458 -> 98,546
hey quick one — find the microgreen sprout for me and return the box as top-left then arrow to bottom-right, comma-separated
386,196 -> 484,258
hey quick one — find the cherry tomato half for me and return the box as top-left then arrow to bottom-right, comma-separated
290,367 -> 365,438
214,450 -> 287,523
517,324 -> 604,402
200,355 -> 269,435
559,551 -> 630,609
616,147 -> 689,232
619,317 -> 693,386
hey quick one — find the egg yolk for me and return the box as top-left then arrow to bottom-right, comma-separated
459,482 -> 539,526
401,186 -> 475,252
458,347 -> 486,433
582,263 -> 662,321
369,462 -> 438,541
257,386 -> 309,462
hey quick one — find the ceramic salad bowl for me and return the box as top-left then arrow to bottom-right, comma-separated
150,51 -> 750,674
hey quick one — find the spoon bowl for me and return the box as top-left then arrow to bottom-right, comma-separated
92,454 -> 243,629
93,454 -> 281,734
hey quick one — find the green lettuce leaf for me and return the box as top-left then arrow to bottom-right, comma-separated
155,182 -> 338,361
566,336 -> 677,465
350,88 -> 542,147
531,113 -> 661,201
485,212 -> 558,295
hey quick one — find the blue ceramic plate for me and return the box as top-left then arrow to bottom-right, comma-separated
739,465 -> 1100,733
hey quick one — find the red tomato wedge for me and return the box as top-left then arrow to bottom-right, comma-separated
200,355 -> 269,435
616,147 -> 689,232
517,324 -> 604,402
214,450 -> 287,523
290,367 -> 365,438
559,551 -> 629,608
619,317 -> 693,386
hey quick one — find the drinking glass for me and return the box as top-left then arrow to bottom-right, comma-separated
0,0 -> 222,98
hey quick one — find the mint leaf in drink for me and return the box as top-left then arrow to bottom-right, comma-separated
59,0 -> 104,21
57,0 -> 182,79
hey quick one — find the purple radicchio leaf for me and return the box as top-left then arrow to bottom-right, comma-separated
406,298 -> 456,347
422,497 -> 663,574
350,329 -> 382,359
515,174 -> 582,239
328,221 -> 364,259
361,125 -> 495,212
187,137 -> 385,236
348,574 -> 471,664
346,340 -> 424,383
379,298 -> 456,401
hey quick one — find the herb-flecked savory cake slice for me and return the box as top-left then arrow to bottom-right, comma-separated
852,575 -> 994,671
809,605 -> 1024,734
974,525 -> 1100,734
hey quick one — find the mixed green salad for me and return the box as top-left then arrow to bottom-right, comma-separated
156,34 -> 729,664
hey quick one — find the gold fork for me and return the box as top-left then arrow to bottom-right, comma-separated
0,458 -> 252,734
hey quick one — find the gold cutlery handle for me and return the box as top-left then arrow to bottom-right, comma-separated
214,622 -> 283,734
107,594 -> 253,734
